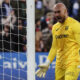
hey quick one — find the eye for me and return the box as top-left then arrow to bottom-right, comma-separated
54,11 -> 60,14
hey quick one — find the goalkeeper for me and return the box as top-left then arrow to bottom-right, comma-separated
36,3 -> 80,80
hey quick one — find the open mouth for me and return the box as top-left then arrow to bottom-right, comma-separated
56,17 -> 62,22
57,17 -> 62,20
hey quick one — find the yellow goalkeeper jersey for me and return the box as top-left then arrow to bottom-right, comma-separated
47,17 -> 80,69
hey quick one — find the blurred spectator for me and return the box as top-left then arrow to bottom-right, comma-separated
43,0 -> 56,15
19,0 -> 26,18
11,0 -> 26,27
0,0 -> 16,30
0,0 -> 4,6
35,18 -> 41,32
69,0 -> 77,16
35,18 -> 43,51
35,0 -> 44,19
41,22 -> 52,51
40,12 -> 54,30
36,0 -> 43,9
72,0 -> 80,21
56,0 -> 70,9
36,39 -> 42,52
72,0 -> 79,17
46,12 -> 54,25
0,0 -> 16,51
12,19 -> 26,52
11,0 -> 18,17
19,0 -> 26,24
1,10 -> 16,30
2,25 -> 11,51
40,16 -> 48,30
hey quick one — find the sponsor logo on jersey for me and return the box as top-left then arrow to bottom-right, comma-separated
56,28 -> 59,31
55,34 -> 69,39
65,26 -> 69,30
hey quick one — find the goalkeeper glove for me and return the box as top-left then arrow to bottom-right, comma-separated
36,60 -> 51,78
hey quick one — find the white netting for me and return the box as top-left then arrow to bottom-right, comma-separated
0,0 -> 80,80
0,0 -> 27,80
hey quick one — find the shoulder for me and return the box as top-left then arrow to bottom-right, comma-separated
67,17 -> 80,29
69,17 -> 80,33
70,17 -> 80,26
68,17 -> 80,24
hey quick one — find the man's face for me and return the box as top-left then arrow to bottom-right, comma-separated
53,7 -> 66,23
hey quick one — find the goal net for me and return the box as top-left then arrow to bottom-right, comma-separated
0,0 -> 27,80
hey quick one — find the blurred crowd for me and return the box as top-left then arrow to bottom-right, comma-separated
0,0 -> 80,52
0,0 -> 26,52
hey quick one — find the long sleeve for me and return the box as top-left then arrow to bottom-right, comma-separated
72,23 -> 80,46
72,22 -> 80,58
47,28 -> 57,62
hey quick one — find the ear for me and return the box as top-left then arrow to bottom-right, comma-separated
64,9 -> 66,13
64,9 -> 68,15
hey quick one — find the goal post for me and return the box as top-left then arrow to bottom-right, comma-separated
27,0 -> 35,80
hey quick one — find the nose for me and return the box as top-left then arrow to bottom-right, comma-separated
55,13 -> 59,17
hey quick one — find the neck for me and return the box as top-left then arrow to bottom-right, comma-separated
60,15 -> 68,24
65,15 -> 68,20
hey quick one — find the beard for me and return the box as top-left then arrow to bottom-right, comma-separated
56,16 -> 65,23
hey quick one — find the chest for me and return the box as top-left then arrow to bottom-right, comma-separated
54,25 -> 73,39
